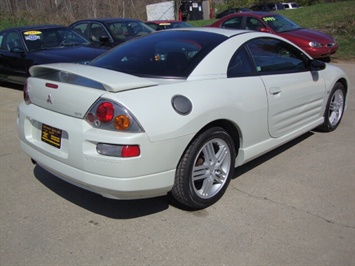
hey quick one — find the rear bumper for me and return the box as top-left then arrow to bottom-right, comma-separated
20,140 -> 175,199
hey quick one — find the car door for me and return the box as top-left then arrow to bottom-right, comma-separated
0,30 -> 28,83
246,37 -> 326,138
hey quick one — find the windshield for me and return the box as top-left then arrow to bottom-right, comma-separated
106,21 -> 154,40
90,30 -> 227,78
22,27 -> 91,52
262,15 -> 301,33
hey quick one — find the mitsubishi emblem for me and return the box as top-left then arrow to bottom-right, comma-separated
47,94 -> 53,104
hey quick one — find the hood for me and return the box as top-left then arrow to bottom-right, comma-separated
280,28 -> 335,45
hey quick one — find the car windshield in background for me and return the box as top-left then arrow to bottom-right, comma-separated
105,21 -> 154,40
22,27 -> 90,52
263,15 -> 302,33
90,30 -> 227,78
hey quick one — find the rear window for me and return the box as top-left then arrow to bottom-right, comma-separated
90,30 -> 227,78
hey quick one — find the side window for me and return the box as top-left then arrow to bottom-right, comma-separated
245,17 -> 264,31
4,31 -> 24,52
221,17 -> 243,29
90,23 -> 109,42
246,37 -> 307,74
72,23 -> 88,37
227,46 -> 255,78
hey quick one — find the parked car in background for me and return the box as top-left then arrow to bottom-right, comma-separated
0,24 -> 106,85
17,28 -> 348,209
250,3 -> 285,11
209,12 -> 338,61
215,7 -> 251,19
69,18 -> 155,48
282,2 -> 300,9
145,20 -> 192,31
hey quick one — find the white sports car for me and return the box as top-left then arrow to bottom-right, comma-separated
17,28 -> 348,209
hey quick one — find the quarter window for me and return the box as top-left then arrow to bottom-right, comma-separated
227,46 -> 255,78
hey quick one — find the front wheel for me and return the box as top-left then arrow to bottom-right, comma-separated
171,127 -> 236,209
318,82 -> 346,132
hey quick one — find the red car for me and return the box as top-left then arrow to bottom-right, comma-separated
209,12 -> 337,61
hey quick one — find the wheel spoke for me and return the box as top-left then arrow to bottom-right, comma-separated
200,177 -> 214,197
192,164 -> 209,181
203,141 -> 217,163
215,145 -> 228,166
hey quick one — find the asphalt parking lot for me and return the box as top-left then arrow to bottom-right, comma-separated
1,62 -> 354,266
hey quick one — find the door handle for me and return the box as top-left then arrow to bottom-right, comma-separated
269,87 -> 281,95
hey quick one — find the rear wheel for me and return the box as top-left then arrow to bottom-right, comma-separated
171,127 -> 236,209
318,82 -> 345,132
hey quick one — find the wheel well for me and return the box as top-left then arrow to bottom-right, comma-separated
337,78 -> 348,96
195,120 -> 240,156
175,119 -> 241,171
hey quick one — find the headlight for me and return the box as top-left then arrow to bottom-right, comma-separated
309,41 -> 322,48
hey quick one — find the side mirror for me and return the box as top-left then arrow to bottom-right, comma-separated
309,59 -> 326,71
99,36 -> 110,44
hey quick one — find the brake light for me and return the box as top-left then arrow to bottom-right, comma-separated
96,102 -> 114,122
85,98 -> 144,132
45,83 -> 58,89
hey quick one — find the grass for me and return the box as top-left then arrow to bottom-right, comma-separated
190,1 -> 355,61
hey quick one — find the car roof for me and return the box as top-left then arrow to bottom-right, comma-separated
220,11 -> 278,19
72,18 -> 142,23
1,24 -> 65,32
148,20 -> 186,23
162,27 -> 250,38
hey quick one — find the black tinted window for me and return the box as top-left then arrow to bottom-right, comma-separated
91,31 -> 227,78
246,37 -> 307,74
228,46 -> 255,78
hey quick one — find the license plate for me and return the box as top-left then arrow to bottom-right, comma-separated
41,124 -> 62,149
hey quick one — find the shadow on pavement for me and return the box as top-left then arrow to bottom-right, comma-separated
33,131 -> 314,217
33,166 -> 170,219
233,131 -> 314,178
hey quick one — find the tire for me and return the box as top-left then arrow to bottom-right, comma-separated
318,82 -> 346,132
171,127 -> 236,209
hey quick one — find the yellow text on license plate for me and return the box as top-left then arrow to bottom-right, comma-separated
41,124 -> 62,149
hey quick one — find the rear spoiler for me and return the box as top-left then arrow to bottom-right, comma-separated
29,63 -> 157,92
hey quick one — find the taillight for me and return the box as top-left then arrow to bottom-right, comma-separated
85,98 -> 144,132
23,81 -> 31,104
96,102 -> 114,122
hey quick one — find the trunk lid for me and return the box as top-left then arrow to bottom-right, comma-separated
27,63 -> 158,118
